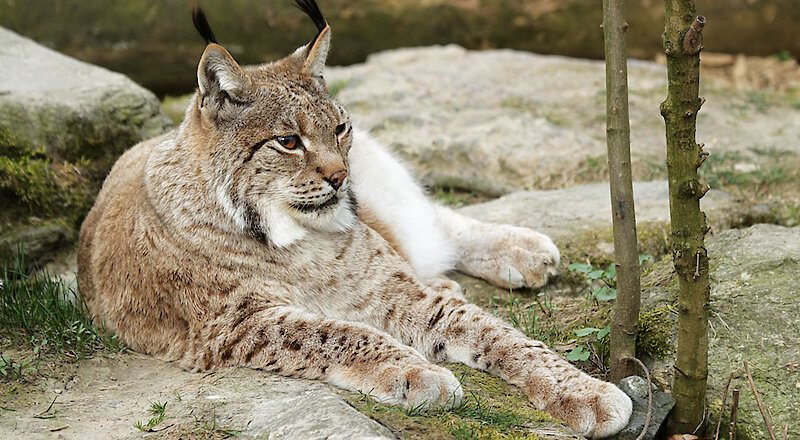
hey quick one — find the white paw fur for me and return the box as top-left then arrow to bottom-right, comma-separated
376,363 -> 464,410
591,383 -> 633,438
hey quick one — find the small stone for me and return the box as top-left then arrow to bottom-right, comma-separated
618,376 -> 656,403
609,376 -> 675,440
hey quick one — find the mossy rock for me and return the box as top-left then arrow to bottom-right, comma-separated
344,363 -> 579,439
0,27 -> 171,265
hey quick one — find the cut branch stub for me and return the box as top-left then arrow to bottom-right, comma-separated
683,15 -> 706,55
678,179 -> 710,199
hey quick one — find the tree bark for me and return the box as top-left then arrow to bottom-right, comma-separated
661,1 -> 709,434
602,0 -> 641,384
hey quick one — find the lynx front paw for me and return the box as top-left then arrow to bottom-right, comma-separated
540,379 -> 632,439
459,224 -> 560,289
374,363 -> 464,410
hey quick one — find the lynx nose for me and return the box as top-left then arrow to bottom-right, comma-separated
326,169 -> 348,190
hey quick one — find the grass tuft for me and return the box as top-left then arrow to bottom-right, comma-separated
134,401 -> 168,431
0,250 -> 123,364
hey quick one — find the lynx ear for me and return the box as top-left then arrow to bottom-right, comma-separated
295,0 -> 330,80
303,26 -> 330,79
196,44 -> 250,117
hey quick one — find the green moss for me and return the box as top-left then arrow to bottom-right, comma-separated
557,222 -> 670,288
346,363 -> 564,439
636,306 -> 674,359
0,127 -> 95,228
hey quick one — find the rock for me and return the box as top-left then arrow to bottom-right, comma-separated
640,224 -> 800,440
456,180 -> 767,269
0,26 -> 171,259
0,27 -> 171,163
3,1 -> 798,95
612,376 -> 675,440
327,46 -> 800,193
458,180 -> 745,237
246,389 -> 394,440
0,223 -> 74,268
0,353 -> 394,440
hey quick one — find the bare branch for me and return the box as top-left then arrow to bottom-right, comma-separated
730,389 -> 739,440
683,16 -> 706,55
714,371 -> 735,440
744,361 -> 777,440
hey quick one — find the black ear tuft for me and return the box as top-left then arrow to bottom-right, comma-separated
192,4 -> 218,45
295,0 -> 327,34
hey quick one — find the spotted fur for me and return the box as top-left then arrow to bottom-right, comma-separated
77,1 -> 631,437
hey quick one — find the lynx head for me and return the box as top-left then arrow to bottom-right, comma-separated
186,0 -> 354,247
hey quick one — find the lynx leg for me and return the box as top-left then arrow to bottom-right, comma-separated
371,282 -> 631,438
435,205 -> 561,289
349,130 -> 559,289
181,287 -> 462,410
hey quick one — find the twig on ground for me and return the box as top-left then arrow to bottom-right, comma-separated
781,425 -> 788,440
715,371 -> 735,440
730,389 -> 739,440
535,294 -> 551,317
744,360 -> 777,440
627,357 -> 652,440
34,394 -> 58,419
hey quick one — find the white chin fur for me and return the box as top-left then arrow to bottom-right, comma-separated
255,197 -> 355,249
293,196 -> 357,234
258,202 -> 308,248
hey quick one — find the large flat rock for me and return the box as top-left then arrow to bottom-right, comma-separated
0,352 -> 582,440
456,180 -> 765,271
0,353 -> 395,440
327,46 -> 800,193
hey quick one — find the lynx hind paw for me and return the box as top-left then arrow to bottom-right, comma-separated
470,226 -> 560,289
425,276 -> 465,298
375,363 -> 464,410
553,381 -> 633,439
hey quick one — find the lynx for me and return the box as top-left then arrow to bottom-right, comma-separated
77,1 -> 632,437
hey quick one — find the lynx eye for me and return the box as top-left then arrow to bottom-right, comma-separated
335,123 -> 347,136
276,135 -> 300,150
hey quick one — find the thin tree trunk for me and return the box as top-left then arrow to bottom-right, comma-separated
603,0 -> 641,383
662,1 -> 709,434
